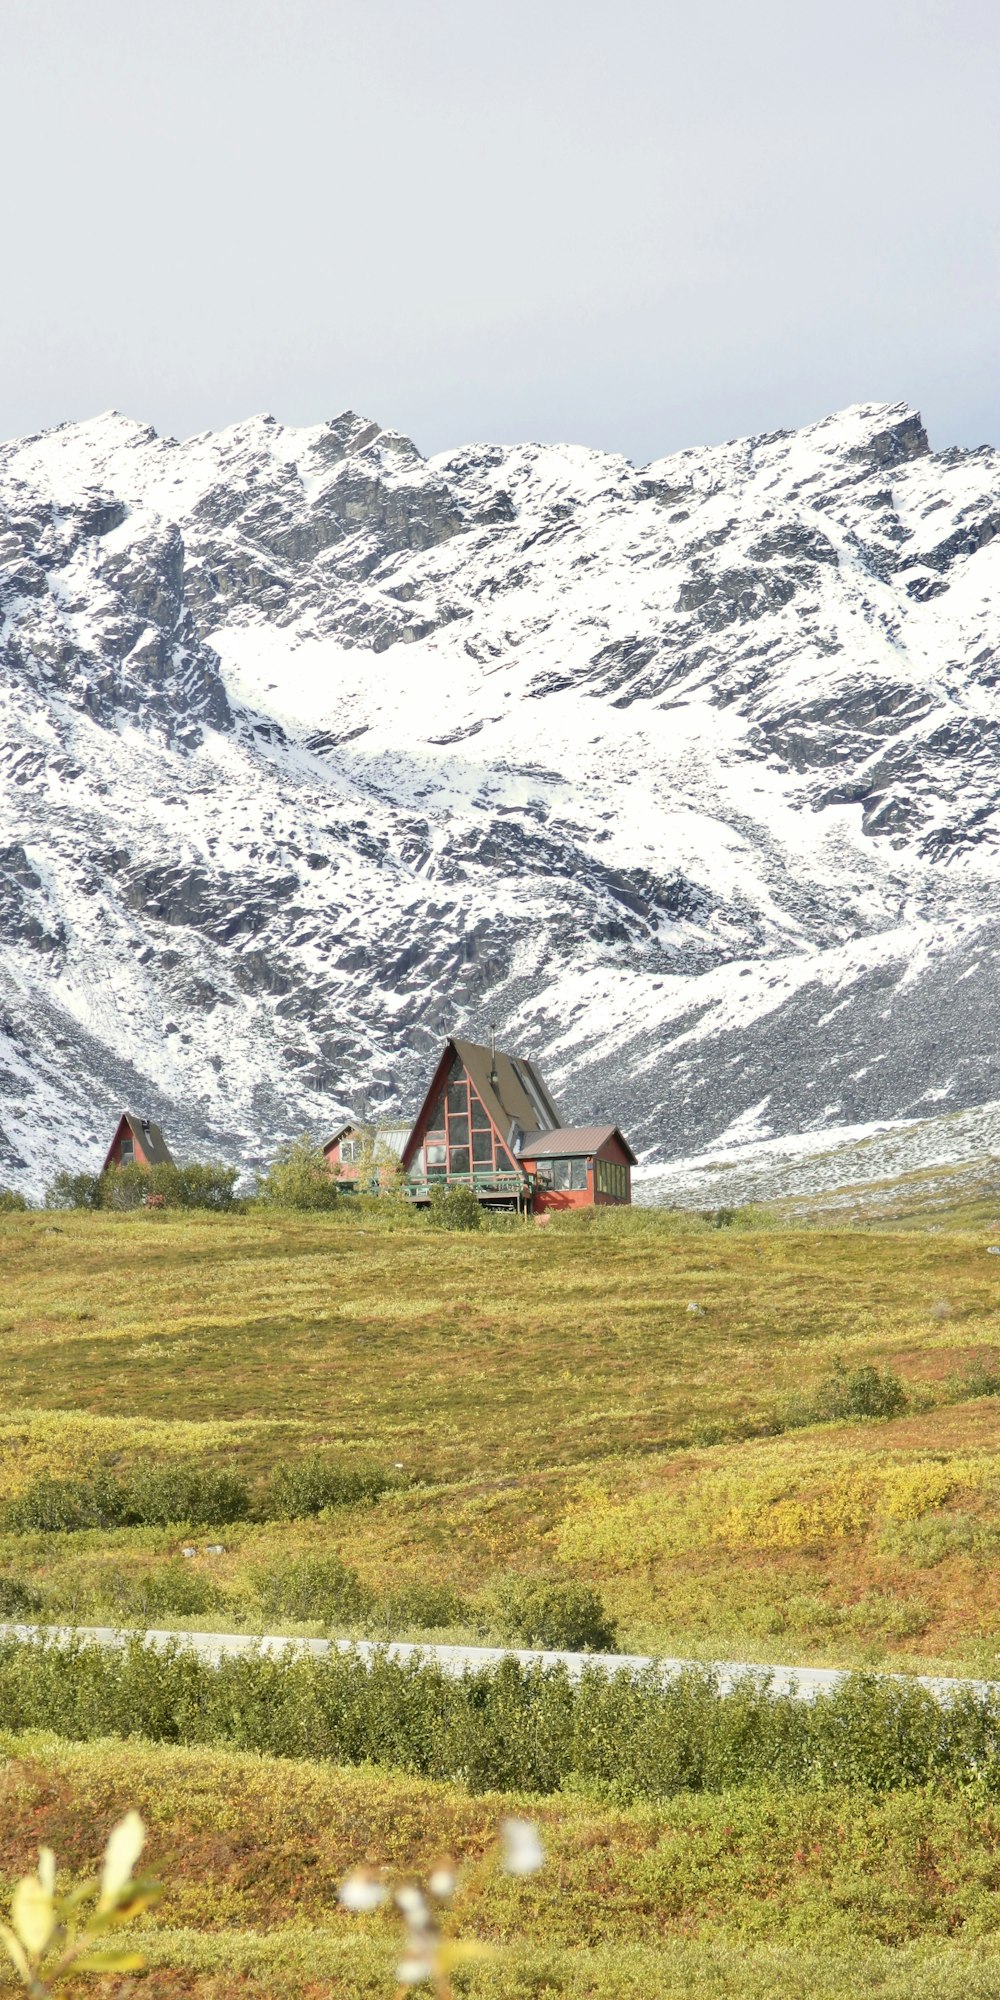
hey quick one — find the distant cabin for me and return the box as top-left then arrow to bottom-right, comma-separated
400,1037 -> 636,1212
102,1113 -> 175,1174
322,1121 -> 410,1190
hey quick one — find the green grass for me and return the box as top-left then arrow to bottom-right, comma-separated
5,1205 -> 1000,1668
4,1734 -> 1000,1996
7,1200 -> 1000,1992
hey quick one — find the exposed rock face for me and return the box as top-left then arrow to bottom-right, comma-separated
2,397 -> 1000,1190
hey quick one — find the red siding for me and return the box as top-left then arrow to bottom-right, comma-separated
102,1117 -> 150,1173
323,1132 -> 361,1181
521,1132 -> 632,1212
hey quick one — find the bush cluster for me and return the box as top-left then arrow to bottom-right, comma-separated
2,1454 -> 396,1533
491,1578 -> 617,1651
0,1187 -> 29,1212
266,1455 -> 392,1518
805,1364 -> 909,1424
3,1640 -> 1000,1802
3,1465 -> 253,1533
47,1163 -> 239,1212
254,1136 -> 340,1211
428,1182 -> 482,1231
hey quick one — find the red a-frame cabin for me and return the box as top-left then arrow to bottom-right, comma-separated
400,1037 -> 636,1213
102,1113 -> 175,1174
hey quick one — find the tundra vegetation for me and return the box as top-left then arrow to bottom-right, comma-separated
4,1184 -> 1000,1991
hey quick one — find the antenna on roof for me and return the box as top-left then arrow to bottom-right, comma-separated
489,1022 -> 498,1091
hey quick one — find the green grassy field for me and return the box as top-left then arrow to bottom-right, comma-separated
3,1203 -> 1000,1667
5,1196 -> 1000,1994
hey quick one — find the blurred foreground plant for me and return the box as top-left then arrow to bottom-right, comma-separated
0,1810 -> 160,1995
339,1815 -> 544,1996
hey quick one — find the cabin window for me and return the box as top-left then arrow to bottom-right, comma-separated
496,1144 -> 514,1170
537,1157 -> 587,1192
472,1129 -> 493,1164
449,1146 -> 471,1175
471,1094 -> 492,1131
447,1113 -> 469,1145
425,1143 -> 447,1171
120,1139 -> 135,1162
446,1078 -> 467,1114
340,1139 -> 359,1164
598,1159 -> 629,1200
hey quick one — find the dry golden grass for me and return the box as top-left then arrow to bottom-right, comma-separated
4,1203 -> 1000,1666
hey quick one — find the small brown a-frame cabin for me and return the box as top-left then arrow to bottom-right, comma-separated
400,1037 -> 636,1212
102,1114 -> 175,1174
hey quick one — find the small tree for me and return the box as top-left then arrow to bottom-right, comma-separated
45,1172 -> 101,1211
255,1134 -> 340,1211
0,1188 -> 29,1213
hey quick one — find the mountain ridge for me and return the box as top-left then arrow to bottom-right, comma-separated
2,395 -> 1000,1193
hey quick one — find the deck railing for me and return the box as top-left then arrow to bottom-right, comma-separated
405,1170 -> 529,1202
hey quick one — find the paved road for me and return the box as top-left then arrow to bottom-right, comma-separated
1,1624 -> 994,1704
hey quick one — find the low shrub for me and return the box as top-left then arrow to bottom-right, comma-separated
99,1562 -> 226,1622
0,1187 -> 29,1212
0,1574 -> 43,1619
255,1136 -> 339,1211
254,1553 -> 367,1626
491,1578 -> 617,1652
373,1581 -> 467,1634
45,1171 -> 101,1210
46,1164 -> 239,1211
3,1464 -> 252,1532
265,1455 -> 392,1518
4,1640 -> 1000,1802
428,1182 -> 482,1231
790,1363 -> 908,1428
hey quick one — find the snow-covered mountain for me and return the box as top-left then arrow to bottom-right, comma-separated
3,396 -> 1000,1194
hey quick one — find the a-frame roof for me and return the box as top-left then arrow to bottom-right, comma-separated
401,1037 -> 563,1168
102,1113 -> 175,1174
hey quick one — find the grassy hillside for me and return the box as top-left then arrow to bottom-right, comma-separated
5,1199 -> 1000,1995
5,1731 -> 1000,1998
3,1203 -> 1000,1668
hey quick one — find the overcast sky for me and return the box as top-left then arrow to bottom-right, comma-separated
3,0 -> 998,464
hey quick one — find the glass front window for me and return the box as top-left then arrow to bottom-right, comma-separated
340,1139 -> 358,1164
425,1143 -> 447,1170
472,1129 -> 493,1164
449,1146 -> 471,1175
539,1157 -> 588,1192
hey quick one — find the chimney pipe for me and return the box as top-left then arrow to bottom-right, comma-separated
489,1021 -> 498,1090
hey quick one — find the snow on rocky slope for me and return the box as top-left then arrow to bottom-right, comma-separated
3,396 -> 1000,1193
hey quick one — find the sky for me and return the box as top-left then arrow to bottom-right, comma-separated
2,0 -> 998,465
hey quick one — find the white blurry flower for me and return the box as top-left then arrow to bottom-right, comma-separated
36,1849 -> 56,1899
500,1817 -> 544,1877
396,1954 -> 433,1985
338,1868 -> 388,1912
394,1883 -> 431,1927
98,1810 -> 145,1910
428,1861 -> 457,1901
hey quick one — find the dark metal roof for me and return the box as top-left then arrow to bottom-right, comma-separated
517,1125 -> 638,1165
112,1114 -> 175,1167
450,1037 -> 563,1144
401,1037 -> 564,1170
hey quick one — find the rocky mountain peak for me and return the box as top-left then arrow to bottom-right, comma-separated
2,396 -> 1000,1193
